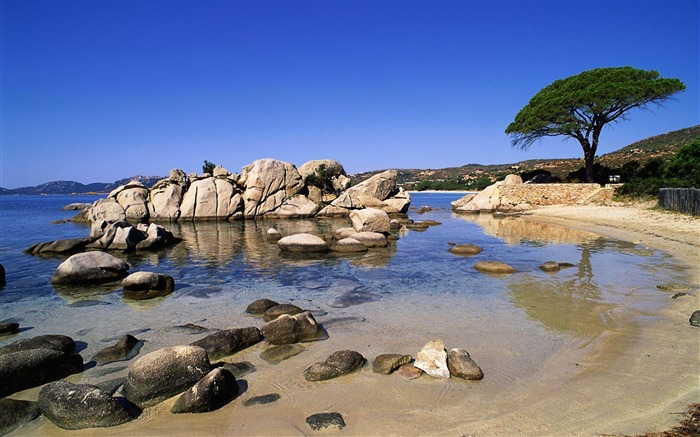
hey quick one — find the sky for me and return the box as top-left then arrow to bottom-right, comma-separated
1,0 -> 698,188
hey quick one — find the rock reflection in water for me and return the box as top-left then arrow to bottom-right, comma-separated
509,245 -> 617,338
455,213 -> 601,246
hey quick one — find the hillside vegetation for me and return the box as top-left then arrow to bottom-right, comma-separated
352,125 -> 700,190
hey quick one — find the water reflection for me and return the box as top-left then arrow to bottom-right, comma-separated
454,213 -> 601,245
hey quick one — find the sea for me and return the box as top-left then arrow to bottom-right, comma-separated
0,192 -> 689,378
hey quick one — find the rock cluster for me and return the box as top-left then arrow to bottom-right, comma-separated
77,160 -> 411,224
452,174 -> 532,213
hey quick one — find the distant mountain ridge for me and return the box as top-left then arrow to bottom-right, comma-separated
1,125 -> 697,195
1,175 -> 163,195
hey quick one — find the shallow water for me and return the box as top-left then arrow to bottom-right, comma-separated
0,192 -> 693,435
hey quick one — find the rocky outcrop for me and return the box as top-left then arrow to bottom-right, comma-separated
86,221 -> 180,252
38,381 -> 133,430
109,180 -> 150,222
318,170 -> 410,215
149,169 -> 188,221
121,345 -> 212,408
179,174 -> 243,220
51,252 -> 130,285
239,159 -> 305,217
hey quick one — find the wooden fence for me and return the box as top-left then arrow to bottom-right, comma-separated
659,188 -> 700,216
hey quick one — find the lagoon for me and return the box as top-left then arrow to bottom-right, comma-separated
0,192 -> 695,435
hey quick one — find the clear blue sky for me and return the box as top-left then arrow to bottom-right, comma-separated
1,0 -> 698,188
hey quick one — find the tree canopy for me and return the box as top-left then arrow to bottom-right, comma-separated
505,67 -> 685,182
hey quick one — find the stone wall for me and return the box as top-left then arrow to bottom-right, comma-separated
498,183 -> 603,206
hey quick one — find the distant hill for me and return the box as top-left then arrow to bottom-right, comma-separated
352,125 -> 700,187
1,175 -> 164,196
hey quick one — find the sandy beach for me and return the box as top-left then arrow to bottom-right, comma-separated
8,201 -> 700,437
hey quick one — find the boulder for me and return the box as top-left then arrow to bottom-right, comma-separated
396,363 -> 423,380
92,334 -> 141,365
306,412 -> 346,431
316,204 -> 353,217
0,348 -> 84,397
110,181 -> 150,222
539,261 -> 561,272
171,368 -> 239,414
690,310 -> 700,327
298,159 -> 346,180
51,252 -> 130,285
277,233 -> 328,253
180,177 -> 242,220
121,345 -> 212,408
330,238 -> 368,253
87,222 -> 179,252
332,170 -> 399,209
260,344 -> 306,365
122,272 -> 175,300
263,303 -> 304,322
451,193 -> 477,210
24,238 -> 91,255
261,312 -> 325,345
246,298 -> 280,315
87,199 -> 126,237
303,350 -> 365,381
474,260 -> 517,274
239,159 -> 304,218
503,174 -> 523,185
372,354 -> 413,374
350,232 -> 387,248
266,228 -> 282,242
447,348 -> 483,380
414,339 -> 450,379
0,322 -> 19,335
350,208 -> 390,233
190,327 -> 263,360
38,381 -> 132,430
134,223 -> 181,250
265,194 -> 319,218
448,244 -> 483,256
0,334 -> 75,355
0,398 -> 41,435
149,169 -> 188,221
334,227 -> 357,239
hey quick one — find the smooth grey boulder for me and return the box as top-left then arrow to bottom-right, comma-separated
414,339 -> 450,379
38,381 -> 132,430
261,312 -> 325,345
277,233 -> 328,253
245,298 -> 279,315
0,398 -> 41,435
121,345 -> 212,408
447,348 -> 483,380
51,252 -> 129,285
303,350 -> 365,381
171,368 -> 238,414
0,334 -> 75,355
372,354 -> 413,374
263,303 -> 304,322
190,327 -> 262,360
350,208 -> 391,233
0,348 -> 84,397
122,272 -> 175,300
24,238 -> 91,255
474,260 -> 517,274
92,334 -> 141,365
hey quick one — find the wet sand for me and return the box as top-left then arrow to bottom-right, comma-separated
8,203 -> 700,436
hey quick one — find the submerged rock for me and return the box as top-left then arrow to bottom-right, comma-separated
171,368 -> 239,414
474,260 -> 516,274
414,339 -> 450,379
330,237 -> 368,253
190,327 -> 262,360
243,393 -> 280,407
277,233 -> 328,253
260,344 -> 306,365
38,381 -> 132,430
539,261 -> 561,272
657,283 -> 693,292
448,244 -> 483,256
92,334 -> 141,365
214,361 -> 256,378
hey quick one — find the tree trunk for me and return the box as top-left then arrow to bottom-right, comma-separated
584,149 -> 595,183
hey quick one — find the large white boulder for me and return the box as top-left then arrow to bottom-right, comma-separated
350,208 -> 390,233
239,159 -> 304,218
